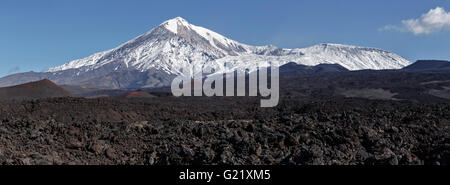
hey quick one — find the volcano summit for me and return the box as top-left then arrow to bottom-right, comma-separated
0,17 -> 410,89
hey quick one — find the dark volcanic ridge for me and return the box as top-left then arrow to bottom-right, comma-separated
125,90 -> 156,99
0,79 -> 74,100
2,61 -> 450,102
279,62 -> 350,75
403,60 -> 450,72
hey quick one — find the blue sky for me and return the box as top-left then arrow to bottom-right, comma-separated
1,0 -> 449,77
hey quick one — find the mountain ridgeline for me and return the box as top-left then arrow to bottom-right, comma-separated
402,60 -> 450,72
0,17 -> 411,89
0,60 -> 449,101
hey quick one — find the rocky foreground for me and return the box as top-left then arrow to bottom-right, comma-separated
0,97 -> 448,165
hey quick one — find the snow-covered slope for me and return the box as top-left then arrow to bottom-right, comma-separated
46,17 -> 258,76
47,17 -> 409,74
295,43 -> 410,70
1,17 -> 411,89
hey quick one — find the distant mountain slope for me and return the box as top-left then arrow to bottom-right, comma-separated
403,60 -> 450,72
125,90 -> 155,98
0,79 -> 74,100
0,17 -> 410,89
279,62 -> 349,75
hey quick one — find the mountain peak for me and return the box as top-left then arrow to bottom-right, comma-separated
160,17 -> 191,34
0,79 -> 74,100
39,78 -> 53,83
9,17 -> 411,89
157,17 -> 248,55
166,16 -> 188,22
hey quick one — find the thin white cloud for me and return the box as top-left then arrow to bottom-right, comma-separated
381,7 -> 450,35
378,25 -> 405,32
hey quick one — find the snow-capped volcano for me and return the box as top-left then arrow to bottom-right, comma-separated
46,17 -> 255,74
0,17 -> 411,89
